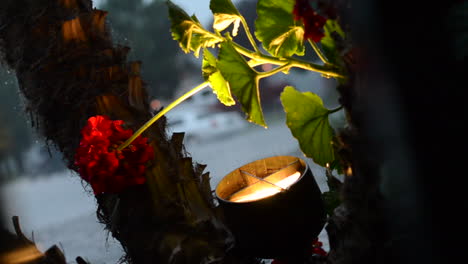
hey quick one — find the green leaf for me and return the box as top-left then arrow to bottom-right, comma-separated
329,159 -> 344,175
320,19 -> 345,66
201,48 -> 218,79
210,0 -> 241,36
322,165 -> 343,216
281,86 -> 335,166
167,1 -> 223,57
209,0 -> 240,15
322,190 -> 341,216
255,0 -> 305,58
217,41 -> 266,127
202,49 -> 235,106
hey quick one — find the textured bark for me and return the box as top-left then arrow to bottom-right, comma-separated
324,1 -> 467,264
313,1 -> 390,263
325,68 -> 388,264
0,1 -> 259,263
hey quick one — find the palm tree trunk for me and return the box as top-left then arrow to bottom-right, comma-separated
0,1 -> 259,263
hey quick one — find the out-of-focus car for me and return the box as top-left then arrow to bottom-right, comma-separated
165,106 -> 249,144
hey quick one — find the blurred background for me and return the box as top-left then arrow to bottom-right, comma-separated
0,0 -> 343,263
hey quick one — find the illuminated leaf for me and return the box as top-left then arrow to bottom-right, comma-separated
202,49 -> 235,106
167,1 -> 223,57
281,86 -> 335,166
217,41 -> 266,127
320,19 -> 345,66
210,0 -> 241,36
255,0 -> 305,57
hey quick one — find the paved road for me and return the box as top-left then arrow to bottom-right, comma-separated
1,117 -> 330,263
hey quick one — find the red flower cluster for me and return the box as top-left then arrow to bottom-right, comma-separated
311,238 -> 327,256
271,238 -> 327,264
293,0 -> 327,42
74,115 -> 154,195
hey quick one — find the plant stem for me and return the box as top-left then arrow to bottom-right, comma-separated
240,16 -> 260,53
247,59 -> 265,68
117,81 -> 210,150
329,105 -> 343,114
232,42 -> 287,64
308,39 -> 328,65
232,42 -> 345,79
258,63 -> 292,78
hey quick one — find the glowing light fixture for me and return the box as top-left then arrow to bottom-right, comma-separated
215,156 -> 326,259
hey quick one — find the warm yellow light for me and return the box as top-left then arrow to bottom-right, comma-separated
231,187 -> 281,203
275,172 -> 301,189
229,172 -> 301,203
59,0 -> 78,8
0,246 -> 43,264
62,18 -> 86,42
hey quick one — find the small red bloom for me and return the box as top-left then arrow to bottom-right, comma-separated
312,247 -> 328,256
293,0 -> 327,42
271,238 -> 328,263
74,115 -> 154,194
311,238 -> 328,256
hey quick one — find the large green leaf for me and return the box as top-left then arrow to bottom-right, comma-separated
255,0 -> 305,58
281,86 -> 335,166
210,0 -> 241,36
217,41 -> 266,127
202,49 -> 235,106
320,19 -> 345,66
167,1 -> 223,57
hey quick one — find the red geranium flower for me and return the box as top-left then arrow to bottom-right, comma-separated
311,238 -> 328,256
293,0 -> 327,42
271,238 -> 328,263
74,115 -> 154,194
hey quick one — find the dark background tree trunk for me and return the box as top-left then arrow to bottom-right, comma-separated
329,1 -> 467,263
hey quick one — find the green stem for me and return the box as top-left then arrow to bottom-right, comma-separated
258,63 -> 292,78
240,17 -> 260,53
232,42 -> 345,80
329,105 -> 343,114
247,60 -> 265,68
117,81 -> 210,150
233,42 -> 287,65
308,39 -> 328,65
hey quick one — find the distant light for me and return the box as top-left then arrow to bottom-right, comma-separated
150,99 -> 161,110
